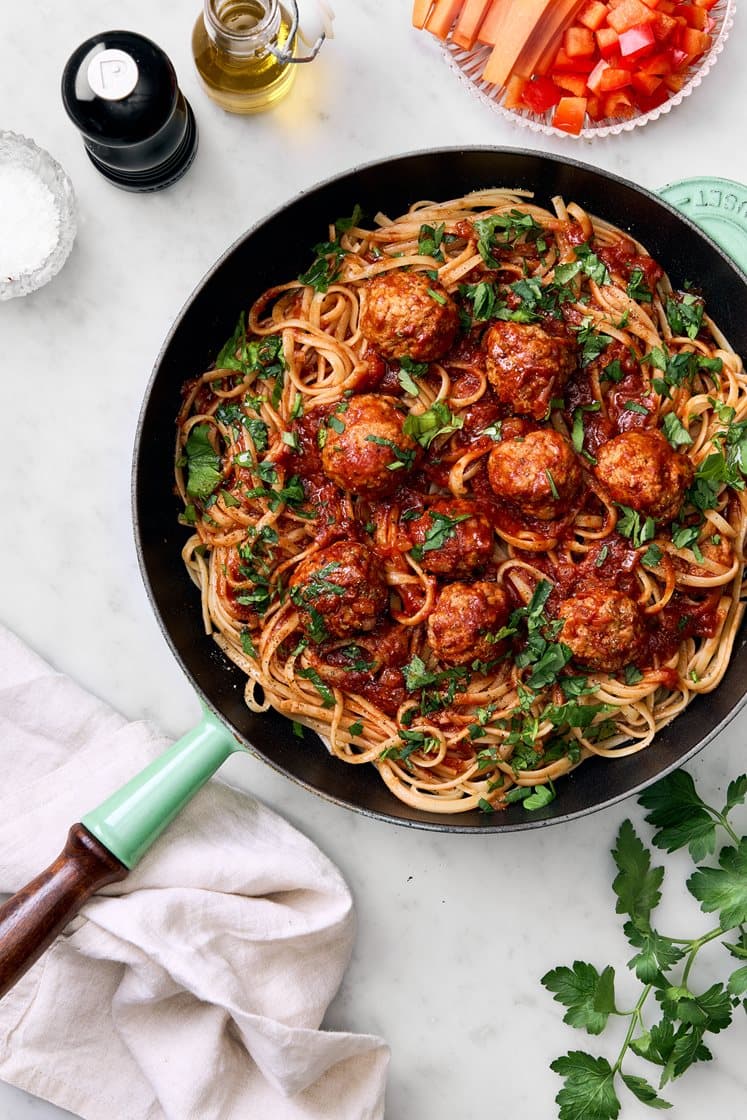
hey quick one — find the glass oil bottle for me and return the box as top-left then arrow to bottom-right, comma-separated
192,0 -> 323,114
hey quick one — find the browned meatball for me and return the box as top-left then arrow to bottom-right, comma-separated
595,429 -> 693,522
290,541 -> 387,640
556,587 -> 645,672
321,394 -> 420,497
427,581 -> 510,666
407,498 -> 494,574
360,271 -> 459,362
484,321 -> 577,419
487,428 -> 582,520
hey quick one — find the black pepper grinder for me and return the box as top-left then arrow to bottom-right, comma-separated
61,30 -> 198,192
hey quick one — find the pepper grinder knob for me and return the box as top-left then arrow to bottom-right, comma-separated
61,30 -> 198,192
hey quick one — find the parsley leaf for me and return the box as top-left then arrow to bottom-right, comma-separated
612,819 -> 663,927
542,962 -> 617,1036
550,1052 -> 620,1120
687,837 -> 747,928
638,771 -> 718,862
184,424 -> 222,500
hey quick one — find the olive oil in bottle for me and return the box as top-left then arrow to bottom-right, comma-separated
192,0 -> 297,114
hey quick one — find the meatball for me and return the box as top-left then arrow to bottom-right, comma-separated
556,587 -> 645,673
595,429 -> 693,522
487,428 -> 582,520
321,393 -> 420,497
360,270 -> 459,362
407,498 -> 494,575
290,541 -> 387,639
484,320 -> 577,419
427,581 -> 510,667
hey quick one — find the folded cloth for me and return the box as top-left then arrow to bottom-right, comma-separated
0,626 -> 389,1120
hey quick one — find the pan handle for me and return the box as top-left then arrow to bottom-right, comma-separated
0,707 -> 241,998
658,177 -> 747,274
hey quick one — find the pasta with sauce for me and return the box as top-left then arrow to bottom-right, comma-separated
176,189 -> 747,814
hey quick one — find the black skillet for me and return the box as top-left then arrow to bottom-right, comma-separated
1,149 -> 746,996
135,147 -> 747,831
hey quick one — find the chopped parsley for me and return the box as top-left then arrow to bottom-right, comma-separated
473,209 -> 544,267
410,511 -> 470,562
661,411 -> 693,449
418,222 -> 445,261
403,401 -> 463,448
575,317 -> 613,366
616,505 -> 655,548
666,292 -> 705,339
365,434 -> 416,471
296,666 -> 335,707
626,267 -> 653,303
184,424 -> 222,501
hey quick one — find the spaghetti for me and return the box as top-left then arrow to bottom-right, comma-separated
176,190 -> 747,814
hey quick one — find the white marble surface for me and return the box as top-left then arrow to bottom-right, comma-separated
2,1 -> 747,1117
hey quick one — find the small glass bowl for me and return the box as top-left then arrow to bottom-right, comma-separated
0,131 -> 77,300
443,0 -> 735,140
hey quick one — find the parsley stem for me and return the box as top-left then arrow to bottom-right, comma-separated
613,983 -> 652,1075
713,810 -> 741,847
681,926 -> 725,987
664,924 -> 724,945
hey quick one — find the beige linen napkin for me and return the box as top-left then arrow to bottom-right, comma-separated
0,626 -> 389,1119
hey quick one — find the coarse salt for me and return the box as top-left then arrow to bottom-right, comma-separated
0,163 -> 60,280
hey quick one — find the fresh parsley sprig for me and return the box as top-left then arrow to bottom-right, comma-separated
543,768 -> 747,1118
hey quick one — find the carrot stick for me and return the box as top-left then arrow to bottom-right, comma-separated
482,0 -> 559,85
452,0 -> 493,48
425,0 -> 466,39
412,0 -> 435,29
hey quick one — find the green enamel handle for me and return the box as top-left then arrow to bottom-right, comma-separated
0,709 -> 243,998
82,706 -> 244,868
658,177 -> 747,275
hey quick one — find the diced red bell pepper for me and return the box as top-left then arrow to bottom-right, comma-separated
586,59 -> 609,93
578,2 -> 608,31
603,90 -> 636,118
678,5 -> 708,30
669,47 -> 690,68
652,12 -> 678,40
596,28 -> 620,59
638,50 -> 672,75
664,71 -> 686,93
639,0 -> 663,9
520,76 -> 563,113
693,0 -> 719,10
657,0 -> 676,12
552,72 -> 590,97
552,96 -> 588,135
565,26 -> 596,57
599,67 -> 633,91
586,94 -> 606,121
552,46 -> 598,73
633,85 -> 671,113
676,26 -> 712,56
607,0 -> 656,35
619,23 -> 656,61
631,70 -> 663,95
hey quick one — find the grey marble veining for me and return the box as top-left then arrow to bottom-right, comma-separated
1,1 -> 746,1117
